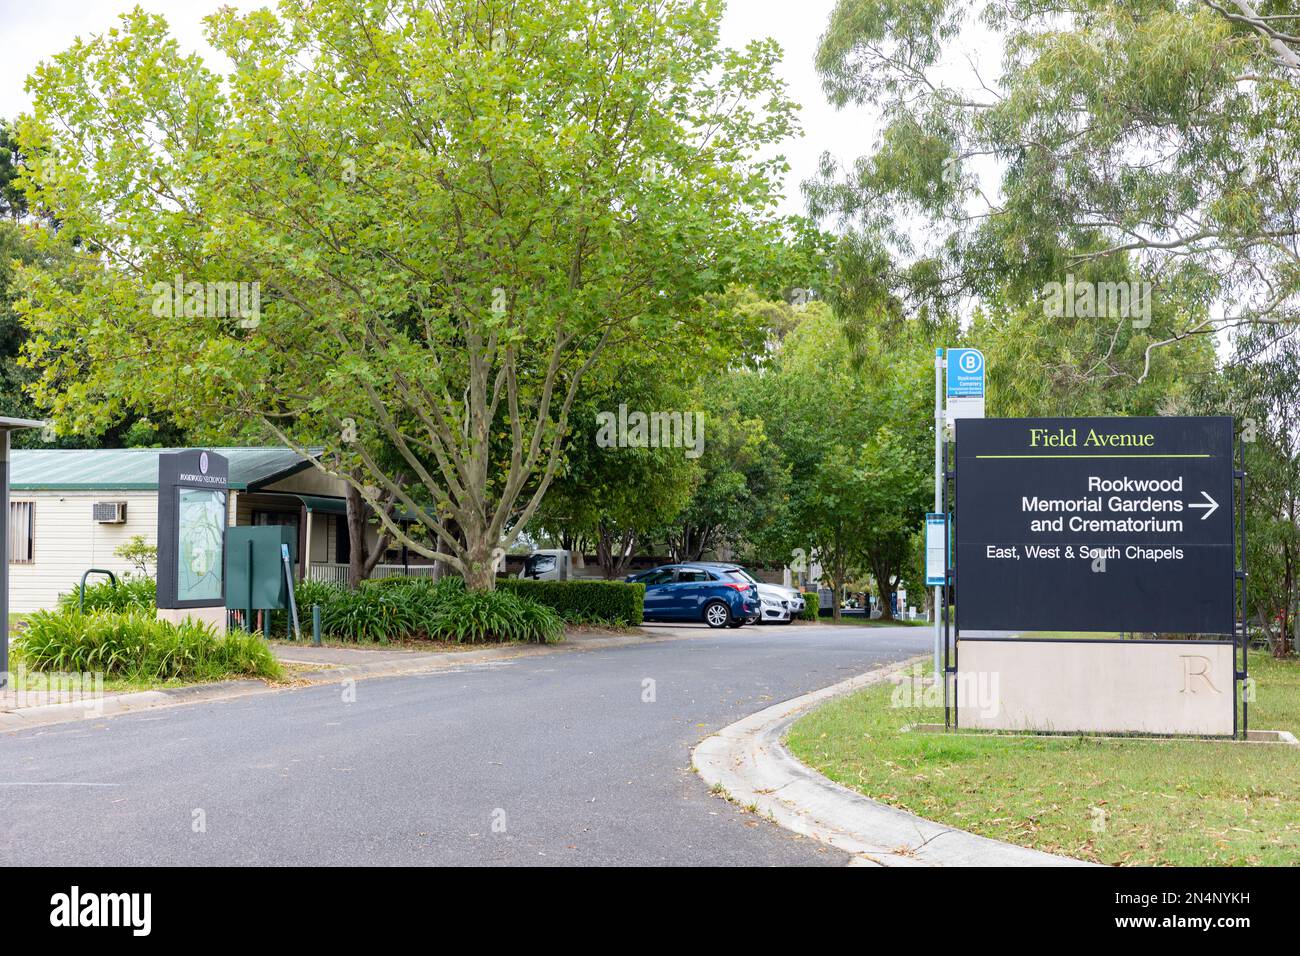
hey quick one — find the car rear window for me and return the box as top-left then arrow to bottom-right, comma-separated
722,570 -> 758,584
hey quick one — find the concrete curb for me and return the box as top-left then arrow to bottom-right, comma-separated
692,657 -> 1094,867
0,626 -> 698,734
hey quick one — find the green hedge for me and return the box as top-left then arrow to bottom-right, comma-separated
497,578 -> 644,625
799,591 -> 819,621
289,575 -> 567,643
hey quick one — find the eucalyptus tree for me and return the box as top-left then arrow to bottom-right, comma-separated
15,0 -> 797,588
1205,327 -> 1300,656
808,0 -> 1300,374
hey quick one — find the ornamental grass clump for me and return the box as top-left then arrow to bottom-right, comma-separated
18,609 -> 283,683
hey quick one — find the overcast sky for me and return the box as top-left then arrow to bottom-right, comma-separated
0,0 -> 1001,220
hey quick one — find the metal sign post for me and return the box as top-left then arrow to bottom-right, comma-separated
282,543 -> 302,641
0,418 -> 48,690
932,348 -> 943,677
938,347 -> 984,687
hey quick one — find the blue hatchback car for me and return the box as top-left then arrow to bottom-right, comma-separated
625,563 -> 761,628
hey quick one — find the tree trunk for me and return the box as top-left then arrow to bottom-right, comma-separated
461,525 -> 498,591
830,556 -> 843,623
596,522 -> 636,579
874,573 -> 896,622
345,484 -> 393,589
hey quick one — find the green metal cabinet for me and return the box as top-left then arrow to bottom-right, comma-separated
226,526 -> 298,611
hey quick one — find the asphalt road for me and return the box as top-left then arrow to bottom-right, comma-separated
0,623 -> 928,866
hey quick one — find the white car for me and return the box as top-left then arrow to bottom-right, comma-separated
756,583 -> 804,624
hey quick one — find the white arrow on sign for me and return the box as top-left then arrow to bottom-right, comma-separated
1188,491 -> 1219,520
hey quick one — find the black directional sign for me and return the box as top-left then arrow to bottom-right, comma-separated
955,417 -> 1235,634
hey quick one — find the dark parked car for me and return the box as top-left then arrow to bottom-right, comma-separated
625,563 -> 760,628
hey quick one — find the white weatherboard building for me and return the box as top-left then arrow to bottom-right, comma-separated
7,447 -> 427,614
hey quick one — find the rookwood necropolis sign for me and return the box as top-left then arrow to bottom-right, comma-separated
951,417 -> 1239,736
157,450 -> 229,614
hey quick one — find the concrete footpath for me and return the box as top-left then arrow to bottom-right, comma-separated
0,627 -> 686,734
693,657 -> 1094,867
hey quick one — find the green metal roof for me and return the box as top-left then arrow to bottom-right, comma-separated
294,494 -> 347,515
10,447 -> 314,492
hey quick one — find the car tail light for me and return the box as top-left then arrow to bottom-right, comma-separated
722,583 -> 748,591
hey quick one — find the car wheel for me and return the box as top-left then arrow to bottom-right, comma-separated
703,600 -> 731,629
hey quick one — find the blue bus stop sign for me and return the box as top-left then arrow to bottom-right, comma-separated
946,348 -> 985,420
947,348 -> 985,397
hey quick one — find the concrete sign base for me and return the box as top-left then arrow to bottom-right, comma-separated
156,606 -> 229,632
956,638 -> 1235,736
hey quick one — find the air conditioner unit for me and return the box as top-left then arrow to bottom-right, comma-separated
93,501 -> 127,524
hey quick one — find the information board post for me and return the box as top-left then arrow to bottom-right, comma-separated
0,417 -> 46,688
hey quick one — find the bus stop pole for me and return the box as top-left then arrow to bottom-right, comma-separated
1,429 -> 8,689
933,348 -> 943,679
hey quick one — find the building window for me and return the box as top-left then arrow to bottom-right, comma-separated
10,501 -> 33,564
252,510 -> 299,535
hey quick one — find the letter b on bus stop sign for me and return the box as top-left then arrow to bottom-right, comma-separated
946,348 -> 985,422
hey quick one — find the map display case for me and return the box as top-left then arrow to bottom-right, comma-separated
157,450 -> 229,610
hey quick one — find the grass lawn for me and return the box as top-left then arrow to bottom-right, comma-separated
786,649 -> 1300,866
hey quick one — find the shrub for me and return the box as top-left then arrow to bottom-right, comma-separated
292,575 -> 457,642
17,609 -> 283,682
294,578 -> 344,612
497,578 -> 643,625
113,534 -> 157,575
428,587 -> 563,644
58,575 -> 157,613
799,591 -> 820,622
316,582 -> 440,643
288,574 -> 563,643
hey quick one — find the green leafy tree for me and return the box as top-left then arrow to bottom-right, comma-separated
16,0 -> 797,589
662,377 -> 788,563
0,120 -> 25,220
968,286 -> 1219,419
0,220 -> 192,449
758,303 -> 931,621
808,0 -> 1300,370
535,371 -> 700,579
1200,328 -> 1300,656
0,221 -> 42,425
